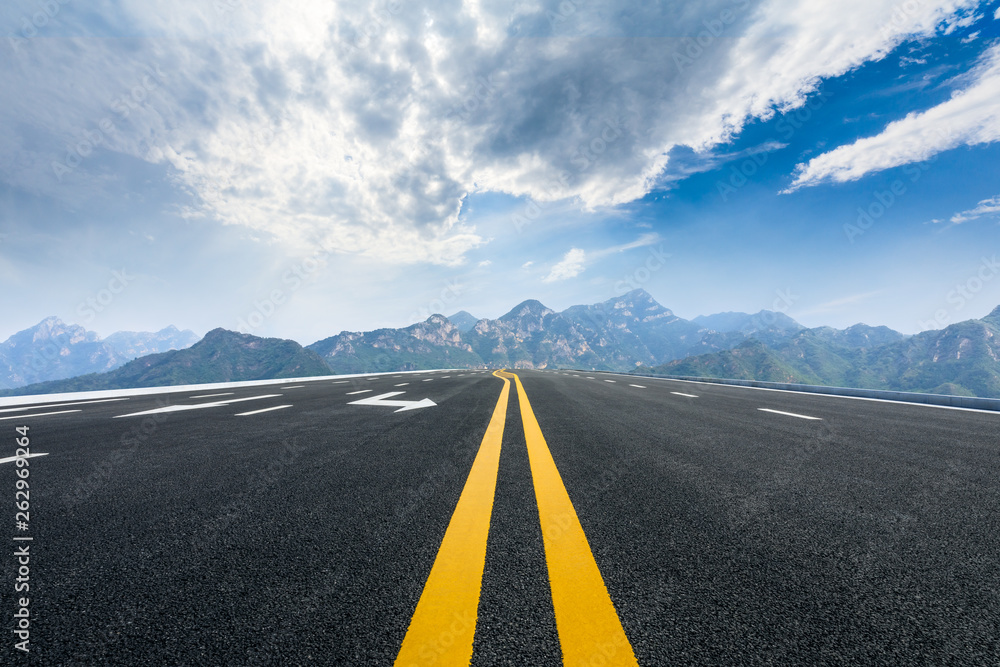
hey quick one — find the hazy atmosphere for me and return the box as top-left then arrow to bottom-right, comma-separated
3,0 -> 1000,343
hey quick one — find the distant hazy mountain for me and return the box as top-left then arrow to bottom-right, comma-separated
308,289 -> 819,372
692,310 -> 803,334
104,326 -> 201,359
651,307 -> 1000,398
446,311 -> 480,333
803,324 -> 907,349
308,315 -> 483,373
0,318 -> 204,390
2,329 -> 330,396
0,317 -> 125,389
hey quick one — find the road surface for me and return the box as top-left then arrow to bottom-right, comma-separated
2,369 -> 999,664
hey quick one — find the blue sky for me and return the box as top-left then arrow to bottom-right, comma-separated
2,0 -> 999,344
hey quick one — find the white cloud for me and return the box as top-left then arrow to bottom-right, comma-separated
0,0 -> 988,265
950,194 -> 1000,223
478,260 -> 492,267
544,248 -> 586,282
786,42 -> 1000,190
539,233 -> 660,283
600,233 -> 661,256
521,261 -> 534,268
794,290 -> 885,317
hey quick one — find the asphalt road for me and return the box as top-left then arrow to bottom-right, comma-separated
2,369 -> 1000,665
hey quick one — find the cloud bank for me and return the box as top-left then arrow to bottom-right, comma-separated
0,0 -> 991,265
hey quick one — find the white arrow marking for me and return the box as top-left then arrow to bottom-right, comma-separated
348,391 -> 437,413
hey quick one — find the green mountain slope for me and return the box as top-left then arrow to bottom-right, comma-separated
649,307 -> 1000,398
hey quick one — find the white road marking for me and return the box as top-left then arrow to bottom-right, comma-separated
671,392 -> 699,398
0,397 -> 130,413
113,394 -> 283,418
440,376 -> 451,379
630,384 -> 646,388
645,376 -> 1000,415
332,381 -> 350,384
587,377 -> 595,379
0,452 -> 49,465
280,385 -> 304,389
236,405 -> 293,416
348,391 -> 437,412
346,390 -> 373,395
0,410 -> 81,421
604,380 -> 616,383
394,383 -> 410,387
423,379 -> 434,382
189,392 -> 235,399
758,408 -> 822,420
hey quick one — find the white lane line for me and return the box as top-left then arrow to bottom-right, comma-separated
202,394 -> 282,405
423,379 -> 434,382
113,394 -> 283,418
0,398 -> 129,414
346,390 -> 373,395
629,384 -> 646,388
280,385 -> 305,389
0,410 -> 81,421
645,376 -> 1000,415
586,377 -> 595,379
671,392 -> 699,398
189,392 -> 235,399
440,376 -> 451,379
236,405 -> 293,416
758,408 -> 822,420
332,380 -> 350,384
394,383 -> 410,387
604,380 -> 616,383
367,378 -> 378,381
0,452 -> 49,465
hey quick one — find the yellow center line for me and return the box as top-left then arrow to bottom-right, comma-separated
395,371 -> 511,666
510,372 -> 639,666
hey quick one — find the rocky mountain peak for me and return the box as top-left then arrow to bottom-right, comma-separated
500,299 -> 554,322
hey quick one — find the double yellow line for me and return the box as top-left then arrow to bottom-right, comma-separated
395,370 -> 637,666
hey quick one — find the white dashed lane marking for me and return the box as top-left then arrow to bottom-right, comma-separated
236,405 -> 293,416
0,410 -> 81,421
758,408 -> 822,420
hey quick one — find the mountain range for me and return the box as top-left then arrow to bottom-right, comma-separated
653,306 -> 1000,398
0,318 -> 200,390
308,289 -> 805,373
1,328 -> 328,395
5,292 -> 1000,399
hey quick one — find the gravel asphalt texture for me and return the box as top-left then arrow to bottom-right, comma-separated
2,369 -> 999,665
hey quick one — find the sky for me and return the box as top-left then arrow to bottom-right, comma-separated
1,0 -> 999,345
